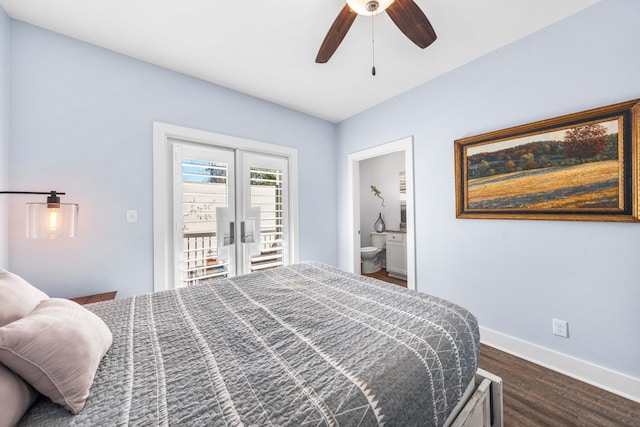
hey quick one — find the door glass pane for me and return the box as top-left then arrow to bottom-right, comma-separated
182,159 -> 230,285
249,166 -> 285,271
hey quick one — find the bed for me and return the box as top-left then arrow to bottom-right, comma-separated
10,262 -> 502,426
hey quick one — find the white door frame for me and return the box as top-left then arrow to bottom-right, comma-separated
152,122 -> 299,292
347,136 -> 416,290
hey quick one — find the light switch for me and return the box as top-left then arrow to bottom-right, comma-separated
126,210 -> 138,223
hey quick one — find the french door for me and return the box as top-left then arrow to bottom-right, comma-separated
173,143 -> 289,287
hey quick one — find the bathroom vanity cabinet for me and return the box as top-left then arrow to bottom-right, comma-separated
385,232 -> 407,280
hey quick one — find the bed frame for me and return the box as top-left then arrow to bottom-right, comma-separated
450,368 -> 504,427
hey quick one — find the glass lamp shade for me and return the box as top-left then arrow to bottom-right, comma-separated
346,0 -> 394,15
26,202 -> 78,239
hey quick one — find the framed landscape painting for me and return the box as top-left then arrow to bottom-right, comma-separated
455,99 -> 640,222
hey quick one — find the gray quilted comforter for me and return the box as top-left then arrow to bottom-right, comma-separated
20,262 -> 479,426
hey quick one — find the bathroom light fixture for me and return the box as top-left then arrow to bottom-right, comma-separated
0,191 -> 79,238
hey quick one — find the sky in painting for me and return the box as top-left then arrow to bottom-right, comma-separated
467,118 -> 620,156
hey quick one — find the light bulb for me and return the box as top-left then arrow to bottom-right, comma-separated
49,208 -> 58,231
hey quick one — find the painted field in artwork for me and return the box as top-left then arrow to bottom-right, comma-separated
467,160 -> 620,209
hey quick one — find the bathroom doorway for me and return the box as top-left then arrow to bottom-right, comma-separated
347,137 -> 416,290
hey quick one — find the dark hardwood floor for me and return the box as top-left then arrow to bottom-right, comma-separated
361,267 -> 407,287
361,269 -> 639,425
480,344 -> 640,426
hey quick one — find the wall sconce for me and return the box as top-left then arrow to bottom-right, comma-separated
0,191 -> 79,238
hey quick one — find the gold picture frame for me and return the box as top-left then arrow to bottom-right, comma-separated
454,99 -> 640,222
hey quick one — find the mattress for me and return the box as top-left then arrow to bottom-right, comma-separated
20,262 -> 479,426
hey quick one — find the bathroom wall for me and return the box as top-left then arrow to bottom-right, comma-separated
359,151 -> 404,247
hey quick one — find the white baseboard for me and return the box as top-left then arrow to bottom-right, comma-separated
480,327 -> 640,403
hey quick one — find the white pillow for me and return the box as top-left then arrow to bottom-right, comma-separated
0,271 -> 48,327
0,362 -> 39,427
0,298 -> 112,414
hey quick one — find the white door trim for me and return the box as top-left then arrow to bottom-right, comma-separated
347,136 -> 416,290
152,121 -> 299,292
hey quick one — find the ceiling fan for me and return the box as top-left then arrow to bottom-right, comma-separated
315,0 -> 437,64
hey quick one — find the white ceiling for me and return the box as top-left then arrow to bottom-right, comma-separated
0,0 -> 602,123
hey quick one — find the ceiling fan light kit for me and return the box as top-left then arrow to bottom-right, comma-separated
346,0 -> 393,16
316,0 -> 437,66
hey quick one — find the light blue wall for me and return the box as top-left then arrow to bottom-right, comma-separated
4,0 -> 639,380
0,7 -> 8,267
7,20 -> 337,298
337,0 -> 640,378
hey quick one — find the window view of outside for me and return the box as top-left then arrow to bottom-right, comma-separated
181,160 -> 284,286
249,167 -> 285,272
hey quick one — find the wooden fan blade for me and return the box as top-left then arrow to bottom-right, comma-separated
315,4 -> 357,63
386,0 -> 437,49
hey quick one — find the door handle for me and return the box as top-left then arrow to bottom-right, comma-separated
223,221 -> 234,245
241,221 -> 254,243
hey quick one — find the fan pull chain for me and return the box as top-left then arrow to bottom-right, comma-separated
371,11 -> 376,76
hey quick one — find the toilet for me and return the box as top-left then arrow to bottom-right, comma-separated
361,232 -> 386,274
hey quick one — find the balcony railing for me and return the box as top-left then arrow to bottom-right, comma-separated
183,232 -> 227,286
182,228 -> 283,286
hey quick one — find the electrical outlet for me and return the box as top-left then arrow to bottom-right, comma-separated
552,318 -> 568,338
126,210 -> 138,223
